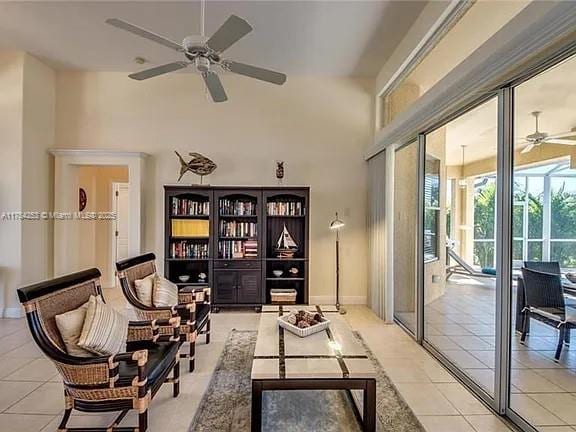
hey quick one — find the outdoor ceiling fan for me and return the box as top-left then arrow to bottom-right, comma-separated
105,4 -> 286,103
519,111 -> 576,154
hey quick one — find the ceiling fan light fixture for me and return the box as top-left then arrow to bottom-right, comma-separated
195,56 -> 210,73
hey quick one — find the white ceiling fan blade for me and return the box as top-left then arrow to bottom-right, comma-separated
106,18 -> 183,52
521,143 -> 536,154
545,138 -> 576,145
226,61 -> 286,85
129,62 -> 188,81
202,72 -> 228,103
547,131 -> 576,139
205,15 -> 252,53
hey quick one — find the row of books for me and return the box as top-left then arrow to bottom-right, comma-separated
219,240 -> 258,259
219,199 -> 256,216
267,201 -> 304,216
170,241 -> 209,259
171,198 -> 209,216
171,219 -> 209,237
220,221 -> 257,238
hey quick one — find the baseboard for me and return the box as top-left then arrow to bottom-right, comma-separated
3,307 -> 24,319
309,296 -> 367,305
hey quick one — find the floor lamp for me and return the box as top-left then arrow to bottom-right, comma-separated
329,212 -> 346,314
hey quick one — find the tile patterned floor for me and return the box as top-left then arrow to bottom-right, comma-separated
398,274 -> 576,431
0,292 -> 515,432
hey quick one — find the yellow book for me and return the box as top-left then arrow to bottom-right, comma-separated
171,219 -> 209,237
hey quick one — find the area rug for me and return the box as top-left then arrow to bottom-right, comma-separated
189,330 -> 424,432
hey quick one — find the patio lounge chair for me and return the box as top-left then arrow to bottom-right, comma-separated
446,248 -> 496,280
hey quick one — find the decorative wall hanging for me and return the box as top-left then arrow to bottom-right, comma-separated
79,188 -> 87,211
175,151 -> 217,184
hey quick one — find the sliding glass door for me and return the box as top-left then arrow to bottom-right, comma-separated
422,98 -> 500,401
508,53 -> 576,430
393,141 -> 419,334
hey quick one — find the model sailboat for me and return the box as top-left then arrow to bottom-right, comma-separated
276,224 -> 298,258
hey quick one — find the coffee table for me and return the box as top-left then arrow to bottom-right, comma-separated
251,305 -> 377,431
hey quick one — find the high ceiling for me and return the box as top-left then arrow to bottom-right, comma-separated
0,1 -> 427,76
445,54 -> 576,166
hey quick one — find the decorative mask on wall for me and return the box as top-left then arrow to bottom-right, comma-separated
276,160 -> 285,185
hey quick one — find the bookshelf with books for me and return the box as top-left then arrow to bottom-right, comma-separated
164,186 -> 309,311
164,188 -> 212,293
262,189 -> 309,305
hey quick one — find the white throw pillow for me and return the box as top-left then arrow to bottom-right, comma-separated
78,295 -> 128,356
55,300 -> 94,357
153,275 -> 179,307
134,273 -> 155,306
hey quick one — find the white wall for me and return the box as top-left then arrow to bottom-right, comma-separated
55,72 -> 371,303
21,54 -> 55,286
0,51 -> 24,316
0,51 -> 55,316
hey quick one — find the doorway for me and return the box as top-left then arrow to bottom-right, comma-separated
50,149 -> 147,284
112,182 -> 130,287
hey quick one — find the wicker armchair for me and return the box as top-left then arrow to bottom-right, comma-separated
17,268 -> 181,432
116,253 -> 211,373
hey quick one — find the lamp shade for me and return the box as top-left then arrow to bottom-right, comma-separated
329,212 -> 345,230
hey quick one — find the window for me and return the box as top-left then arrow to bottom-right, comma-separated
473,176 -> 496,268
511,161 -> 576,269
424,155 -> 440,261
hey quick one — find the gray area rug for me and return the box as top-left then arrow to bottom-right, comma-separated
189,330 -> 424,431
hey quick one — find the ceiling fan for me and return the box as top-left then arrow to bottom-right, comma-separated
519,111 -> 576,154
105,6 -> 286,103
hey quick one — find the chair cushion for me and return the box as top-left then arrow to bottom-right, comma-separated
153,275 -> 178,307
79,295 -> 128,356
134,273 -> 155,306
55,300 -> 94,357
119,341 -> 179,388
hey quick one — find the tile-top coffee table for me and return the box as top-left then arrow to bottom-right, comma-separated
251,305 -> 376,431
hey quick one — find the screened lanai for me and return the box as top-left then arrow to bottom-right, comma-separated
469,160 -> 576,270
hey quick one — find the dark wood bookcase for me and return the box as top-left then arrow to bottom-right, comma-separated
164,185 -> 309,311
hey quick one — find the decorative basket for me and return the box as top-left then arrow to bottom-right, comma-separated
270,289 -> 297,305
278,315 -> 330,338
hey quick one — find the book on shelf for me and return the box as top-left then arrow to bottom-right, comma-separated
219,220 -> 257,237
170,241 -> 209,259
172,219 -> 209,237
171,198 -> 209,216
219,199 -> 256,216
219,239 -> 258,259
244,239 -> 258,258
267,201 -> 304,216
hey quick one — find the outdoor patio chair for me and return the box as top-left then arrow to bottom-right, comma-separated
524,260 -> 561,275
17,268 -> 181,432
520,267 -> 575,361
116,252 -> 211,372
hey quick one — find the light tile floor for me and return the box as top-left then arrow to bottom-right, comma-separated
398,274 -> 576,431
0,292 -> 516,432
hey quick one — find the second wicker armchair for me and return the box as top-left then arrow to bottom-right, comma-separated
116,253 -> 211,372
